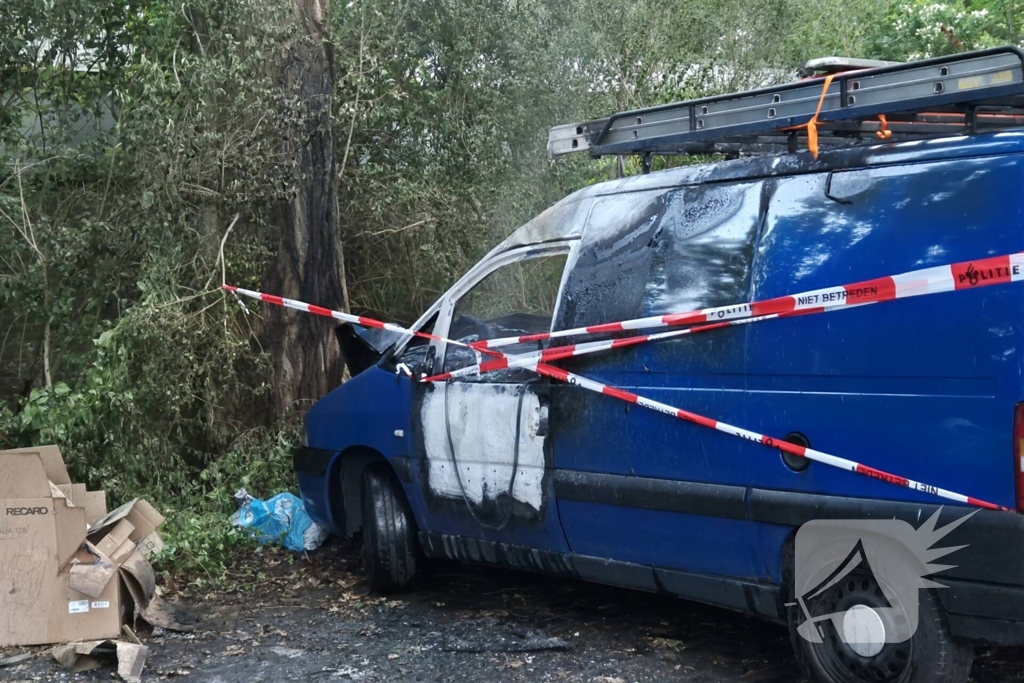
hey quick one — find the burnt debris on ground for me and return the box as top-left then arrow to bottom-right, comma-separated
2,539 -> 1024,682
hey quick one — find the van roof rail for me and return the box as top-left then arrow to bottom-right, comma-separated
547,47 -> 1024,161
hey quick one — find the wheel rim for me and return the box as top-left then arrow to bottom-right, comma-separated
803,569 -> 913,682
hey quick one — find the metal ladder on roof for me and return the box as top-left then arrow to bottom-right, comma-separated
547,47 -> 1024,161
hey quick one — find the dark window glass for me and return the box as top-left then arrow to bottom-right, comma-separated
556,183 -> 761,331
396,313 -> 437,373
444,253 -> 568,381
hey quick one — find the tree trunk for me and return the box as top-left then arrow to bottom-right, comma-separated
263,0 -> 346,419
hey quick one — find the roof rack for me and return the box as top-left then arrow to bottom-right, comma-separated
798,56 -> 902,77
547,47 -> 1024,161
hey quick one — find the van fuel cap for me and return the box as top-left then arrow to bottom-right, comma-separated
781,432 -> 811,472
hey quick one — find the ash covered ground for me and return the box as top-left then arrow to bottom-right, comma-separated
3,540 -> 1024,682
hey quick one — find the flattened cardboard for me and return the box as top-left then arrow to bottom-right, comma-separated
84,490 -> 107,527
0,451 -> 51,498
115,641 -> 148,682
0,496 -> 60,647
52,638 -> 147,682
135,531 -> 165,559
53,497 -> 87,569
137,594 -> 199,632
68,543 -> 117,599
124,499 -> 164,543
36,445 -> 71,485
55,483 -> 87,508
89,498 -> 163,541
2,445 -> 73,486
109,537 -> 137,566
119,549 -> 156,609
53,640 -> 110,673
124,499 -> 164,559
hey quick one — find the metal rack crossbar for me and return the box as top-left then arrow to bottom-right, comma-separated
548,47 -> 1024,160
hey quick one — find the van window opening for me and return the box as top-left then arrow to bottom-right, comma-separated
443,253 -> 568,378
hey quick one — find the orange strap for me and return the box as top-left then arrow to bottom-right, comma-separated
806,73 -> 835,159
876,114 -> 892,140
780,73 -> 835,158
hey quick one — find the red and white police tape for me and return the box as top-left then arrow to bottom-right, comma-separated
525,359 -> 1008,511
468,251 -> 1024,350
421,309 -> 834,382
221,285 -> 503,358
224,249 -> 1024,512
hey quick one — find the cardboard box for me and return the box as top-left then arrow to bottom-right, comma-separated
0,447 -> 124,647
89,498 -> 166,559
83,489 -> 107,527
0,448 -> 123,647
94,519 -> 136,565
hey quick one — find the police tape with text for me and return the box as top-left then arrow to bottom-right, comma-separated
224,251 -> 1024,512
465,252 -> 1024,350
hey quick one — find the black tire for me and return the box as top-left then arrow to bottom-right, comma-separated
789,570 -> 973,683
361,467 -> 419,592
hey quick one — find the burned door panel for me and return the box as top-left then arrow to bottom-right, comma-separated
420,382 -> 546,518
550,181 -> 772,581
555,190 -> 663,332
411,249 -> 571,551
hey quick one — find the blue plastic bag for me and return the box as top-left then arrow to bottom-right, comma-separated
231,490 -> 328,552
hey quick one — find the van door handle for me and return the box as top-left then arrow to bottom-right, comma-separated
529,380 -> 551,437
824,170 -> 853,205
536,402 -> 550,437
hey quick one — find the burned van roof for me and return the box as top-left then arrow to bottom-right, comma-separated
493,194 -> 592,252
496,130 -> 1024,251
589,130 -> 1024,195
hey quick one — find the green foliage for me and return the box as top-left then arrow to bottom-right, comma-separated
1,0 -> 303,583
3,0 -> 1023,585
158,425 -> 299,584
865,1 -> 1002,59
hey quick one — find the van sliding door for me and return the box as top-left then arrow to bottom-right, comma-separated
549,181 -> 769,583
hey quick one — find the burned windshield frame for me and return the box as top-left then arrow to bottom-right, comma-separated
441,251 -> 570,382
430,242 -> 577,377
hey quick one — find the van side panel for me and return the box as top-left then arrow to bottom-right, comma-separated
551,181 -> 778,580
745,154 -> 1024,509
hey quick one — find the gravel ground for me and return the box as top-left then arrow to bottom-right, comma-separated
3,539 -> 1024,682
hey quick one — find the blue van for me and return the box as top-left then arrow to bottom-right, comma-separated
295,52 -> 1024,683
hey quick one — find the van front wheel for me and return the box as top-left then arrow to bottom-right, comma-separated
361,467 -> 419,592
789,573 -> 972,683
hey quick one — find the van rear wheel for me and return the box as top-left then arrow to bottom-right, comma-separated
789,572 -> 972,683
361,467 -> 419,592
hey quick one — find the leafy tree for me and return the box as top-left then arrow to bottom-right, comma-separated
7,0 -> 1019,581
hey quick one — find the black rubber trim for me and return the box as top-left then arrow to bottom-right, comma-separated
418,531 -> 575,575
749,488 -> 951,526
554,470 -> 748,520
554,473 -> 1024,586
938,578 -> 1024,622
748,488 -> 1024,586
293,447 -> 335,477
418,531 -> 782,622
553,475 -> 1024,602
574,555 -> 660,592
947,613 -> 1024,646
